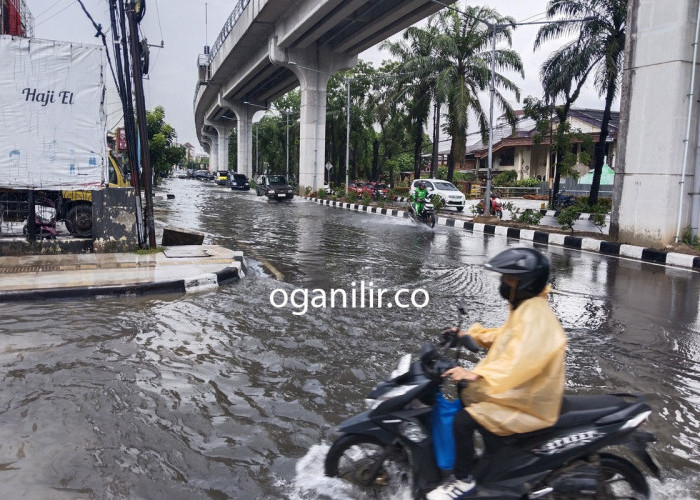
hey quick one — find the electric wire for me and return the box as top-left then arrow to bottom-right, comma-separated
75,0 -> 120,96
35,0 -> 77,27
34,0 -> 71,20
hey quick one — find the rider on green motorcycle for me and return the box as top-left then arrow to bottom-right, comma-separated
412,182 -> 429,216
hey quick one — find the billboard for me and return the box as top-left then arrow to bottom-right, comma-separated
0,35 -> 107,190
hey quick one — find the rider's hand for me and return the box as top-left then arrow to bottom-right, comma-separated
442,367 -> 482,383
440,327 -> 460,347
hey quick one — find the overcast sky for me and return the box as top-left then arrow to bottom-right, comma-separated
26,0 -> 615,155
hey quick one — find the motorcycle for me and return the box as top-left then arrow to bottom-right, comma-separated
23,196 -> 58,240
408,194 -> 436,228
324,308 -> 660,499
553,191 -> 576,210
476,194 -> 503,219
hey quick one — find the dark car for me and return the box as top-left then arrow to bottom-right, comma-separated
194,169 -> 213,181
228,173 -> 250,191
256,174 -> 294,200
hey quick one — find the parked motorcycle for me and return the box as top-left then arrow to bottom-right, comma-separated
23,197 -> 58,240
408,195 -> 436,228
324,313 -> 660,498
553,191 -> 576,210
476,193 -> 503,219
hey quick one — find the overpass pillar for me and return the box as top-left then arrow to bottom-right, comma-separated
271,43 -> 356,192
213,125 -> 234,172
224,101 -> 253,178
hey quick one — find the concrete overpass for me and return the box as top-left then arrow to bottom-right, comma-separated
193,0 -> 454,190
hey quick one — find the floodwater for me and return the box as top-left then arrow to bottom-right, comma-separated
0,178 -> 698,499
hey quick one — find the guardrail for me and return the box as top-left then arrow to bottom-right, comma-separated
210,0 -> 252,61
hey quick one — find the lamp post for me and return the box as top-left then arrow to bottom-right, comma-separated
345,77 -> 354,196
285,110 -> 290,181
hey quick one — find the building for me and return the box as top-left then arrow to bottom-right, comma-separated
465,108 -> 619,182
1,0 -> 34,37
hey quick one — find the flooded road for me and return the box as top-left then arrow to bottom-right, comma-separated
0,178 -> 698,499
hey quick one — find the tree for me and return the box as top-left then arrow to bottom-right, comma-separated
535,0 -> 627,205
382,21 -> 438,181
146,105 -> 186,183
431,4 -> 523,182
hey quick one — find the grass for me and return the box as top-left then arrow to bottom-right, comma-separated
135,246 -> 165,255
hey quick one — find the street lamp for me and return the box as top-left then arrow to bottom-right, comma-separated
345,77 -> 354,196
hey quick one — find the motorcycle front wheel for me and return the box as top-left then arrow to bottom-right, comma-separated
325,434 -> 413,497
426,213 -> 436,228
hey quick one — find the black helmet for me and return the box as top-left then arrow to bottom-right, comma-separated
418,182 -> 426,189
485,247 -> 549,304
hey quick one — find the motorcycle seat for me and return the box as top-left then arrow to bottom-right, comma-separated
552,395 -> 630,429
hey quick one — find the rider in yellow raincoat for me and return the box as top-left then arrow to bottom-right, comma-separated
427,248 -> 567,500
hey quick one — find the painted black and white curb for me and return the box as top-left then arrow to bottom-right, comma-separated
0,253 -> 248,302
390,195 -> 609,221
303,197 -> 699,271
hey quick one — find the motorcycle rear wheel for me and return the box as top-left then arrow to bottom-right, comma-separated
542,453 -> 649,499
325,434 -> 413,497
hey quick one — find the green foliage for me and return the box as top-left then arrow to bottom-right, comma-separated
304,186 -> 312,196
556,205 -> 580,233
377,198 -> 386,209
361,192 -> 371,206
577,196 -> 612,212
514,177 -> 540,187
589,204 -> 609,232
146,106 -> 186,180
348,191 -> 359,203
493,170 -> 517,186
430,194 -> 444,211
318,189 -> 327,200
518,209 -> 543,225
501,201 -> 519,219
682,227 -> 700,249
392,186 -> 410,197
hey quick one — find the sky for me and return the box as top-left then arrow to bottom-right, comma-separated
25,0 -> 616,155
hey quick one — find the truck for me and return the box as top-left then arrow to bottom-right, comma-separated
0,35 -> 129,237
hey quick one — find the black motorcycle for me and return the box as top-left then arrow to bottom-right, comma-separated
408,195 -> 436,228
553,191 -> 576,210
324,323 -> 660,498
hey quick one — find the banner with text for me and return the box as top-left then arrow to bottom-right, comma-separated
0,36 -> 107,190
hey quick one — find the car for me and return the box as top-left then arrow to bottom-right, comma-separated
256,174 -> 294,200
371,183 -> 389,199
348,181 -> 366,195
215,170 -> 229,185
194,169 -> 213,181
228,173 -> 250,191
410,178 -> 466,211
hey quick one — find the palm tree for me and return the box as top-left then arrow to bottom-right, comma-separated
535,0 -> 627,205
382,22 -> 439,181
432,5 -> 523,182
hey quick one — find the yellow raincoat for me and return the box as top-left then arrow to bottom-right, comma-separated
461,286 -> 567,436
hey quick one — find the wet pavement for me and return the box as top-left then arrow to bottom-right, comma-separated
0,178 -> 698,499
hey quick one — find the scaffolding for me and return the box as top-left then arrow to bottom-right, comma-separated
1,0 -> 33,37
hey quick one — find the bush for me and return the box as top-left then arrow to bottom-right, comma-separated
518,209 -> 543,225
682,227 -> 700,249
361,192 -> 371,206
348,191 -> 359,203
377,198 -> 386,209
431,194 -> 444,211
318,189 -> 327,200
590,204 -> 608,233
493,170 -> 517,186
305,186 -> 312,196
392,186 -> 410,197
576,196 -> 612,212
514,177 -> 540,187
501,201 -> 519,220
557,206 -> 580,233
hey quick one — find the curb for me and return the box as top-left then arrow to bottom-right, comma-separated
0,254 -> 248,303
303,197 -> 700,272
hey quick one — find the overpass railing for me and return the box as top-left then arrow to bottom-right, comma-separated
210,0 -> 252,61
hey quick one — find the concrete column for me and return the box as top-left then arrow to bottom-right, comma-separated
225,101 -> 253,178
269,41 -> 356,192
613,0 -> 700,245
202,132 -> 216,171
214,125 -> 233,172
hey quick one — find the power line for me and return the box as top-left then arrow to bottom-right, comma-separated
35,0 -> 77,27
35,0 -> 71,19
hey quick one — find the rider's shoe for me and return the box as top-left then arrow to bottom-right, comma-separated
426,476 -> 476,500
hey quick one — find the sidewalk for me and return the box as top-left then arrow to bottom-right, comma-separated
0,245 -> 246,302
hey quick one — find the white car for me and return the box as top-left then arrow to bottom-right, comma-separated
409,178 -> 466,211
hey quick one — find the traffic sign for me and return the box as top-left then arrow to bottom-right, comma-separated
325,162 -> 333,171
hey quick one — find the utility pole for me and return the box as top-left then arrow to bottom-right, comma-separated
285,110 -> 290,181
126,0 -> 156,247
